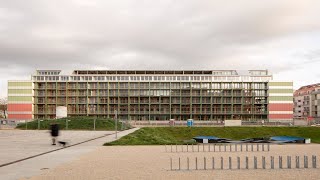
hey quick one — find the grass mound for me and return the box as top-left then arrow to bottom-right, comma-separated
104,126 -> 320,145
16,116 -> 128,131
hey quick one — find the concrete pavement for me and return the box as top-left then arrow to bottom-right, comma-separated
0,128 -> 139,180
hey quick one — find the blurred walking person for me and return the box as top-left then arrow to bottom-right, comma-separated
50,123 -> 59,145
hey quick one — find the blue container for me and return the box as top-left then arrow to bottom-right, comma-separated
187,119 -> 194,127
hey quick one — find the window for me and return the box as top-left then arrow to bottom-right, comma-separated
61,76 -> 68,81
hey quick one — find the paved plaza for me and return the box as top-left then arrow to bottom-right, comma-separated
0,128 -> 139,180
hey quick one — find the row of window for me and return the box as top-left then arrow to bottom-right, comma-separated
36,82 -> 267,89
33,75 -> 272,82
36,90 -> 267,96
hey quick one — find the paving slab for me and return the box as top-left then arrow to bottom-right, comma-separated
0,128 -> 139,180
0,130 -> 114,165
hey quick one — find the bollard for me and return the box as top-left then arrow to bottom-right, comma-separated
296,156 -> 300,169
262,156 -> 266,169
221,157 -> 224,170
229,157 -> 232,169
312,155 -> 316,168
279,156 -> 283,169
237,157 -> 240,169
170,158 -> 173,171
235,144 -> 237,152
262,143 -> 265,151
254,156 -> 257,169
212,157 -> 215,169
246,156 -> 249,169
287,156 -> 291,169
313,155 -> 317,168
271,156 -> 274,169
268,143 -> 270,151
196,157 -> 198,170
204,157 -> 207,170
257,143 -> 259,151
179,157 -> 181,170
304,155 -> 308,168
251,144 -> 253,152
219,145 -> 221,152
187,157 -> 190,170
229,144 -> 232,152
246,144 -> 248,152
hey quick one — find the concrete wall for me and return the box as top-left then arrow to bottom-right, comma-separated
224,120 -> 242,126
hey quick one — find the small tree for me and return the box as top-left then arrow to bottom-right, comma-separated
0,97 -> 8,119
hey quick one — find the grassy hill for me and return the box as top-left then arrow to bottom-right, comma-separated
104,127 -> 320,145
16,116 -> 128,131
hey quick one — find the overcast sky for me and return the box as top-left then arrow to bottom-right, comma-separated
1,0 -> 320,98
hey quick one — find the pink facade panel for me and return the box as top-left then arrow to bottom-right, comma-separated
269,114 -> 293,119
8,104 -> 32,112
269,104 -> 293,111
8,114 -> 32,119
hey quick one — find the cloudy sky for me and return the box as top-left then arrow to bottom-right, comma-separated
1,0 -> 320,97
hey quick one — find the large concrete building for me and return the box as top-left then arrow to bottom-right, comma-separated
8,70 -> 293,122
293,83 -> 320,119
310,88 -> 320,121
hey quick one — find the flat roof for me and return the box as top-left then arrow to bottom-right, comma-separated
71,70 -> 269,75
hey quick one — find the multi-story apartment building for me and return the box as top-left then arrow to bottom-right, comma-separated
310,87 -> 320,121
8,70 -> 293,122
294,83 -> 320,119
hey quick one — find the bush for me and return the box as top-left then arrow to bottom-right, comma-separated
16,116 -> 129,131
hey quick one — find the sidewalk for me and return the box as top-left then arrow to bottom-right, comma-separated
0,128 -> 139,180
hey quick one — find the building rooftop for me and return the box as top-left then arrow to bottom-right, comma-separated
71,70 -> 270,76
294,83 -> 320,96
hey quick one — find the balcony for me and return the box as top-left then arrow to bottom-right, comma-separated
68,85 -> 77,89
233,93 -> 242,96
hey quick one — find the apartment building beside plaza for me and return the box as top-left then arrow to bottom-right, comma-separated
294,83 -> 320,120
8,70 -> 293,122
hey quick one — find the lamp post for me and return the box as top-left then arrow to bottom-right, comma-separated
38,119 -> 43,130
94,117 -> 96,131
115,110 -> 118,139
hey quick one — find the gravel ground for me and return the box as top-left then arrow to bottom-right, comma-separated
27,144 -> 320,180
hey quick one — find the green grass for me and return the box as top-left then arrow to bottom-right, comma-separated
104,127 -> 320,145
16,116 -> 128,131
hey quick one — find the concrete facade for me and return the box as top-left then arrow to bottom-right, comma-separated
8,70 -> 293,122
310,87 -> 320,121
294,83 -> 320,120
7,80 -> 33,120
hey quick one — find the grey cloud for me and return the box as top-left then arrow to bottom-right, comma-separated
0,0 -> 320,96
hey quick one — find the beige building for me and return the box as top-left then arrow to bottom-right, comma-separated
294,83 -> 320,119
310,87 -> 320,121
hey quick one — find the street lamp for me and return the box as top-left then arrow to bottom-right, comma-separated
38,119 -> 43,130
115,110 -> 118,139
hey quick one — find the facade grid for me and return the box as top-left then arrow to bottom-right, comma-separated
8,70 -> 294,122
